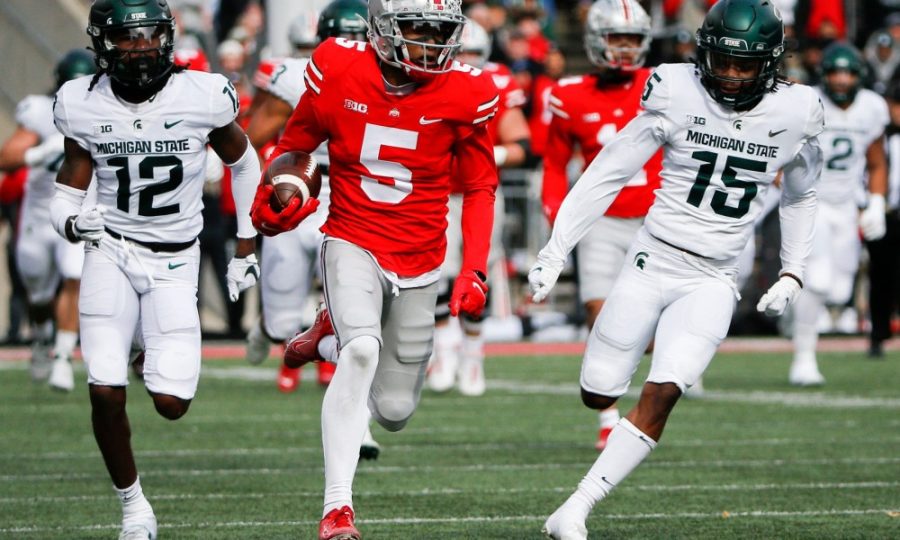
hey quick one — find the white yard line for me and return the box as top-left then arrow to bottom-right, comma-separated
484,379 -> 900,408
1,481 -> 897,505
3,457 -> 899,482
6,434 -> 900,462
1,508 -> 897,534
3,365 -> 898,409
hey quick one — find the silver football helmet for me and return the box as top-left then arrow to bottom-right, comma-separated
367,0 -> 467,74
289,10 -> 319,49
584,0 -> 652,71
459,19 -> 491,68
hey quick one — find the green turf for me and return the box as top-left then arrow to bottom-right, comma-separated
1,348 -> 898,539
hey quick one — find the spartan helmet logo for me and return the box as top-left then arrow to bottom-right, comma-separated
634,251 -> 649,270
733,119 -> 743,130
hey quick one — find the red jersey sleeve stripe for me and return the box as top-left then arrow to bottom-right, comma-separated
476,95 -> 499,112
473,111 -> 497,124
307,58 -> 323,81
303,71 -> 321,95
547,105 -> 569,119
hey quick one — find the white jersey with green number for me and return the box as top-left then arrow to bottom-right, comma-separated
640,63 -> 823,260
16,94 -> 63,217
815,87 -> 888,205
540,62 -> 823,277
54,71 -> 239,244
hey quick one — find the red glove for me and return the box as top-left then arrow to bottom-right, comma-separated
449,270 -> 488,318
250,184 -> 320,237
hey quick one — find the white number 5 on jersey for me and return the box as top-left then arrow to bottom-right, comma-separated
360,123 -> 418,204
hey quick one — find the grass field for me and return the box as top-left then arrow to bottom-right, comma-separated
1,346 -> 898,539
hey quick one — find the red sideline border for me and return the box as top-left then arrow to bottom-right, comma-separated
0,336 -> 893,362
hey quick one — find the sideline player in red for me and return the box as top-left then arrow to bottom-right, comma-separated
542,0 -> 662,451
427,19 -> 530,397
250,0 -> 499,537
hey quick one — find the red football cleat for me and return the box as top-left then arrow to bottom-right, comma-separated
595,426 -> 613,452
277,364 -> 300,393
319,505 -> 360,540
317,361 -> 336,386
284,308 -> 334,368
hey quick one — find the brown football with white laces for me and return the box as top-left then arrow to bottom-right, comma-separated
262,151 -> 321,211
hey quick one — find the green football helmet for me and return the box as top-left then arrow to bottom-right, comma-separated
696,0 -> 785,109
55,49 -> 97,90
820,42 -> 866,106
317,0 -> 368,42
87,0 -> 176,89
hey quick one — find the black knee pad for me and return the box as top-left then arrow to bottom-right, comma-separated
435,278 -> 453,322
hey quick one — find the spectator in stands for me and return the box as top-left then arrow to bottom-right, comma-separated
861,1 -> 900,48
865,31 -> 900,95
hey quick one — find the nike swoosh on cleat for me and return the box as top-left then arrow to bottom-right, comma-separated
419,116 -> 442,125
168,262 -> 187,270
164,119 -> 184,129
768,129 -> 787,137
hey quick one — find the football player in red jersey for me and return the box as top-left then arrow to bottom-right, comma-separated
427,19 -> 530,397
542,0 -> 661,452
250,0 -> 498,538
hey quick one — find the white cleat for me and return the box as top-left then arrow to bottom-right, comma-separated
359,423 -> 381,461
542,506 -> 588,540
119,513 -> 157,540
245,320 -> 271,365
48,354 -> 75,392
457,355 -> 486,397
427,351 -> 457,393
789,360 -> 825,387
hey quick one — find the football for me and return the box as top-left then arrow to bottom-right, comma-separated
262,151 -> 322,211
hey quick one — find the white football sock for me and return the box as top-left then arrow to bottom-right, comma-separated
318,335 -> 339,364
114,476 -> 153,519
792,290 -> 823,360
462,332 -> 483,363
565,418 -> 656,520
599,408 -> 620,429
322,335 -> 379,517
434,321 -> 462,358
54,330 -> 78,359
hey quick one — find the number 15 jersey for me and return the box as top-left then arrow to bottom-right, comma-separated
54,71 -> 239,244
273,38 -> 500,277
542,63 -> 824,275
639,63 -> 824,260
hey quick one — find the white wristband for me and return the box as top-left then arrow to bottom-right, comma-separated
49,184 -> 88,241
493,145 -> 508,167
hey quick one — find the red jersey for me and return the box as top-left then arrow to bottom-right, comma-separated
529,74 -> 556,158
542,70 -> 662,221
482,62 -> 526,142
274,38 -> 499,276
449,61 -> 525,194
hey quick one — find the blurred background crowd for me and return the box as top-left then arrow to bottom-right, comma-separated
1,0 -> 899,344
